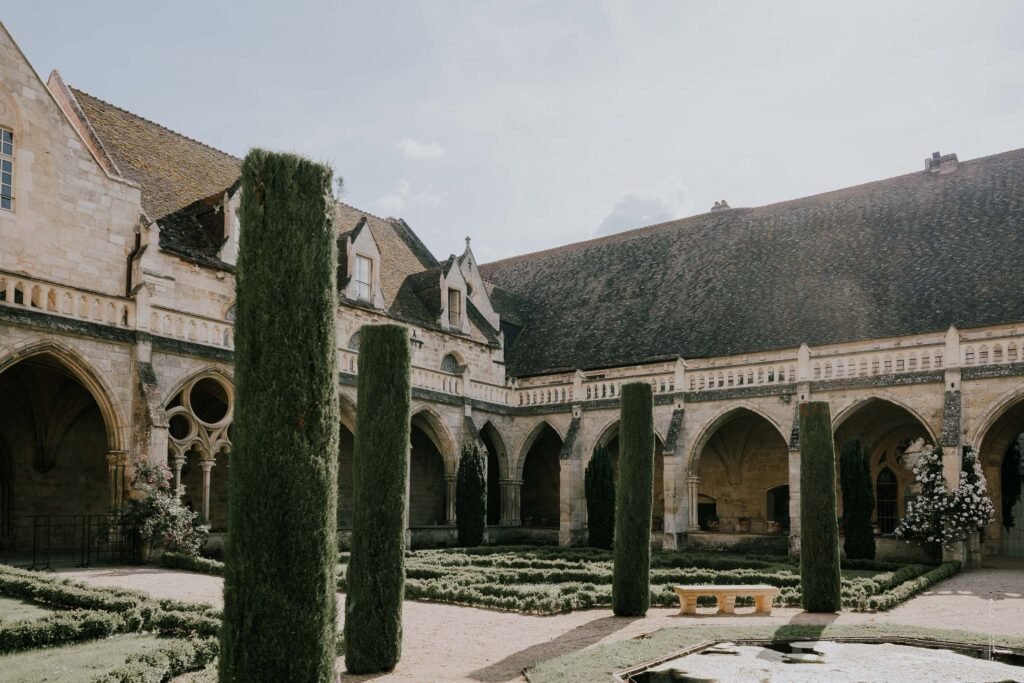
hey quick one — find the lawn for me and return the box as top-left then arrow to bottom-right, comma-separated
334,546 -> 958,615
0,595 -> 53,623
0,634 -> 164,683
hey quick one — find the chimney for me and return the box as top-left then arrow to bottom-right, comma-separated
925,151 -> 958,174
711,199 -> 731,212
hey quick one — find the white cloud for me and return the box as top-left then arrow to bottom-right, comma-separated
595,178 -> 694,237
396,137 -> 446,159
376,179 -> 443,215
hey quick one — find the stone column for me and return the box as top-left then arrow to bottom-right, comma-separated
686,475 -> 701,531
171,451 -> 186,496
787,447 -> 801,557
106,450 -> 127,509
445,474 -> 458,526
559,457 -> 585,547
200,458 -> 214,523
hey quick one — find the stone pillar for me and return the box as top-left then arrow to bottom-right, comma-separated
500,479 -> 521,525
106,450 -> 127,509
559,457 -> 585,546
200,458 -> 214,523
686,475 -> 701,531
171,451 -> 186,496
787,448 -> 801,557
445,474 -> 457,526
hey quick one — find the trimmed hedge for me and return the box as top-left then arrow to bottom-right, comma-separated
92,637 -> 219,683
0,610 -> 126,654
221,149 -> 340,682
799,401 -> 842,612
840,438 -> 876,560
585,445 -> 616,549
160,551 -> 224,576
456,442 -> 487,547
612,383 -> 655,617
867,561 -> 961,611
344,324 -> 411,674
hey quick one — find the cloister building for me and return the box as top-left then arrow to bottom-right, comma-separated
1,23 -> 1021,563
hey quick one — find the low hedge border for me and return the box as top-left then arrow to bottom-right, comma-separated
160,552 -> 224,577
91,636 -> 219,683
867,561 -> 961,611
0,609 -> 127,654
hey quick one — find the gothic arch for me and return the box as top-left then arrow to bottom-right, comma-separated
687,403 -> 788,475
162,366 -> 235,411
0,340 -> 128,453
480,420 -> 511,479
338,393 -> 357,433
831,395 -> 939,445
587,416 -> 667,465
411,408 -> 457,474
973,387 -> 1024,456
514,419 -> 565,480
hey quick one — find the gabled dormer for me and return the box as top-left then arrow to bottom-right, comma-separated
338,217 -> 384,308
457,237 -> 500,331
440,256 -> 469,332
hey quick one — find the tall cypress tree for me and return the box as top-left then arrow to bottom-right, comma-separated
840,438 -> 876,560
585,445 -> 616,549
612,383 -> 654,616
344,325 -> 410,674
221,150 -> 339,682
456,441 -> 487,547
799,401 -> 842,612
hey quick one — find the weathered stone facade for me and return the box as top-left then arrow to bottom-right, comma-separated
1,22 -> 1021,561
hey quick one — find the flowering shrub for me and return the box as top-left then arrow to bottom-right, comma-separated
895,445 -> 994,549
125,458 -> 209,556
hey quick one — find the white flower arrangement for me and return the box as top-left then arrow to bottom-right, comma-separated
895,444 -> 994,549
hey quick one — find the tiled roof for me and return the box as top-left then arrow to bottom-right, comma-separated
481,149 -> 1024,376
69,88 -> 242,221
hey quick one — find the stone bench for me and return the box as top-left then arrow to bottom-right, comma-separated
673,584 -> 779,615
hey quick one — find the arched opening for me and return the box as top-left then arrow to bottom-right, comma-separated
765,484 -> 790,533
480,422 -> 507,526
165,374 -> 233,531
876,467 -> 899,534
693,408 -> 788,533
0,354 -> 113,525
520,424 -> 561,528
834,398 -> 933,536
337,422 -> 355,529
441,353 -> 460,374
978,395 -> 1024,556
410,414 -> 448,527
697,494 -> 718,530
594,424 -> 666,532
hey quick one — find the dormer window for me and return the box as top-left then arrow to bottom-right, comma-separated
448,289 -> 462,328
355,255 -> 373,300
1,128 -> 13,212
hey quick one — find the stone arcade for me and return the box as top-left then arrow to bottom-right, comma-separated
1,23 -> 1022,563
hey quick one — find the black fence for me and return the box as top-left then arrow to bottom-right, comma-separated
0,515 -> 136,569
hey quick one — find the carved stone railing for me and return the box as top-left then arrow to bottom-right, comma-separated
961,333 -> 1022,367
148,306 -> 234,350
0,270 -> 134,328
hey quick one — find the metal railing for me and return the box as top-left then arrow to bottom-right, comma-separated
0,514 -> 135,569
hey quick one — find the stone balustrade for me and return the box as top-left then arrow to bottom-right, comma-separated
0,270 -> 133,328
148,306 -> 234,350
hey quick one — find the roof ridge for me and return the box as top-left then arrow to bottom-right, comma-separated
335,199 -> 388,223
481,145 -> 1024,271
69,86 -> 243,163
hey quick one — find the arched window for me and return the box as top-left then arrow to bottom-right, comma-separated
348,331 -> 361,351
225,304 -> 236,322
1,127 -> 13,212
876,467 -> 899,534
441,353 -> 459,374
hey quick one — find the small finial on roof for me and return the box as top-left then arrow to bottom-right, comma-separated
465,236 -> 471,248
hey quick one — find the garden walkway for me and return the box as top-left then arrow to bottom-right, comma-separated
62,558 -> 1024,683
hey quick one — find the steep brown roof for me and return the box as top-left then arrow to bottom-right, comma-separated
70,88 -> 242,220
481,148 -> 1024,376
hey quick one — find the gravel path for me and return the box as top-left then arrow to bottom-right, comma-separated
60,558 -> 1024,683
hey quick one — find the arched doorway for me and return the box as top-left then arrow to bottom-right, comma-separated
834,398 -> 934,536
978,394 -> 1024,556
691,408 -> 789,534
337,422 -> 355,529
0,354 -> 114,521
520,424 -> 561,528
593,423 -> 666,532
165,374 -> 233,531
409,413 -> 449,527
480,422 -> 507,526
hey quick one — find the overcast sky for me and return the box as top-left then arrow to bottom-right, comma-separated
5,2 -> 1023,262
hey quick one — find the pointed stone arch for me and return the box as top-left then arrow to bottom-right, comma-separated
516,421 -> 563,529
513,419 -> 565,480
0,340 -> 128,453
479,420 -> 510,526
411,408 -> 458,474
831,395 -> 939,446
687,403 -> 788,476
